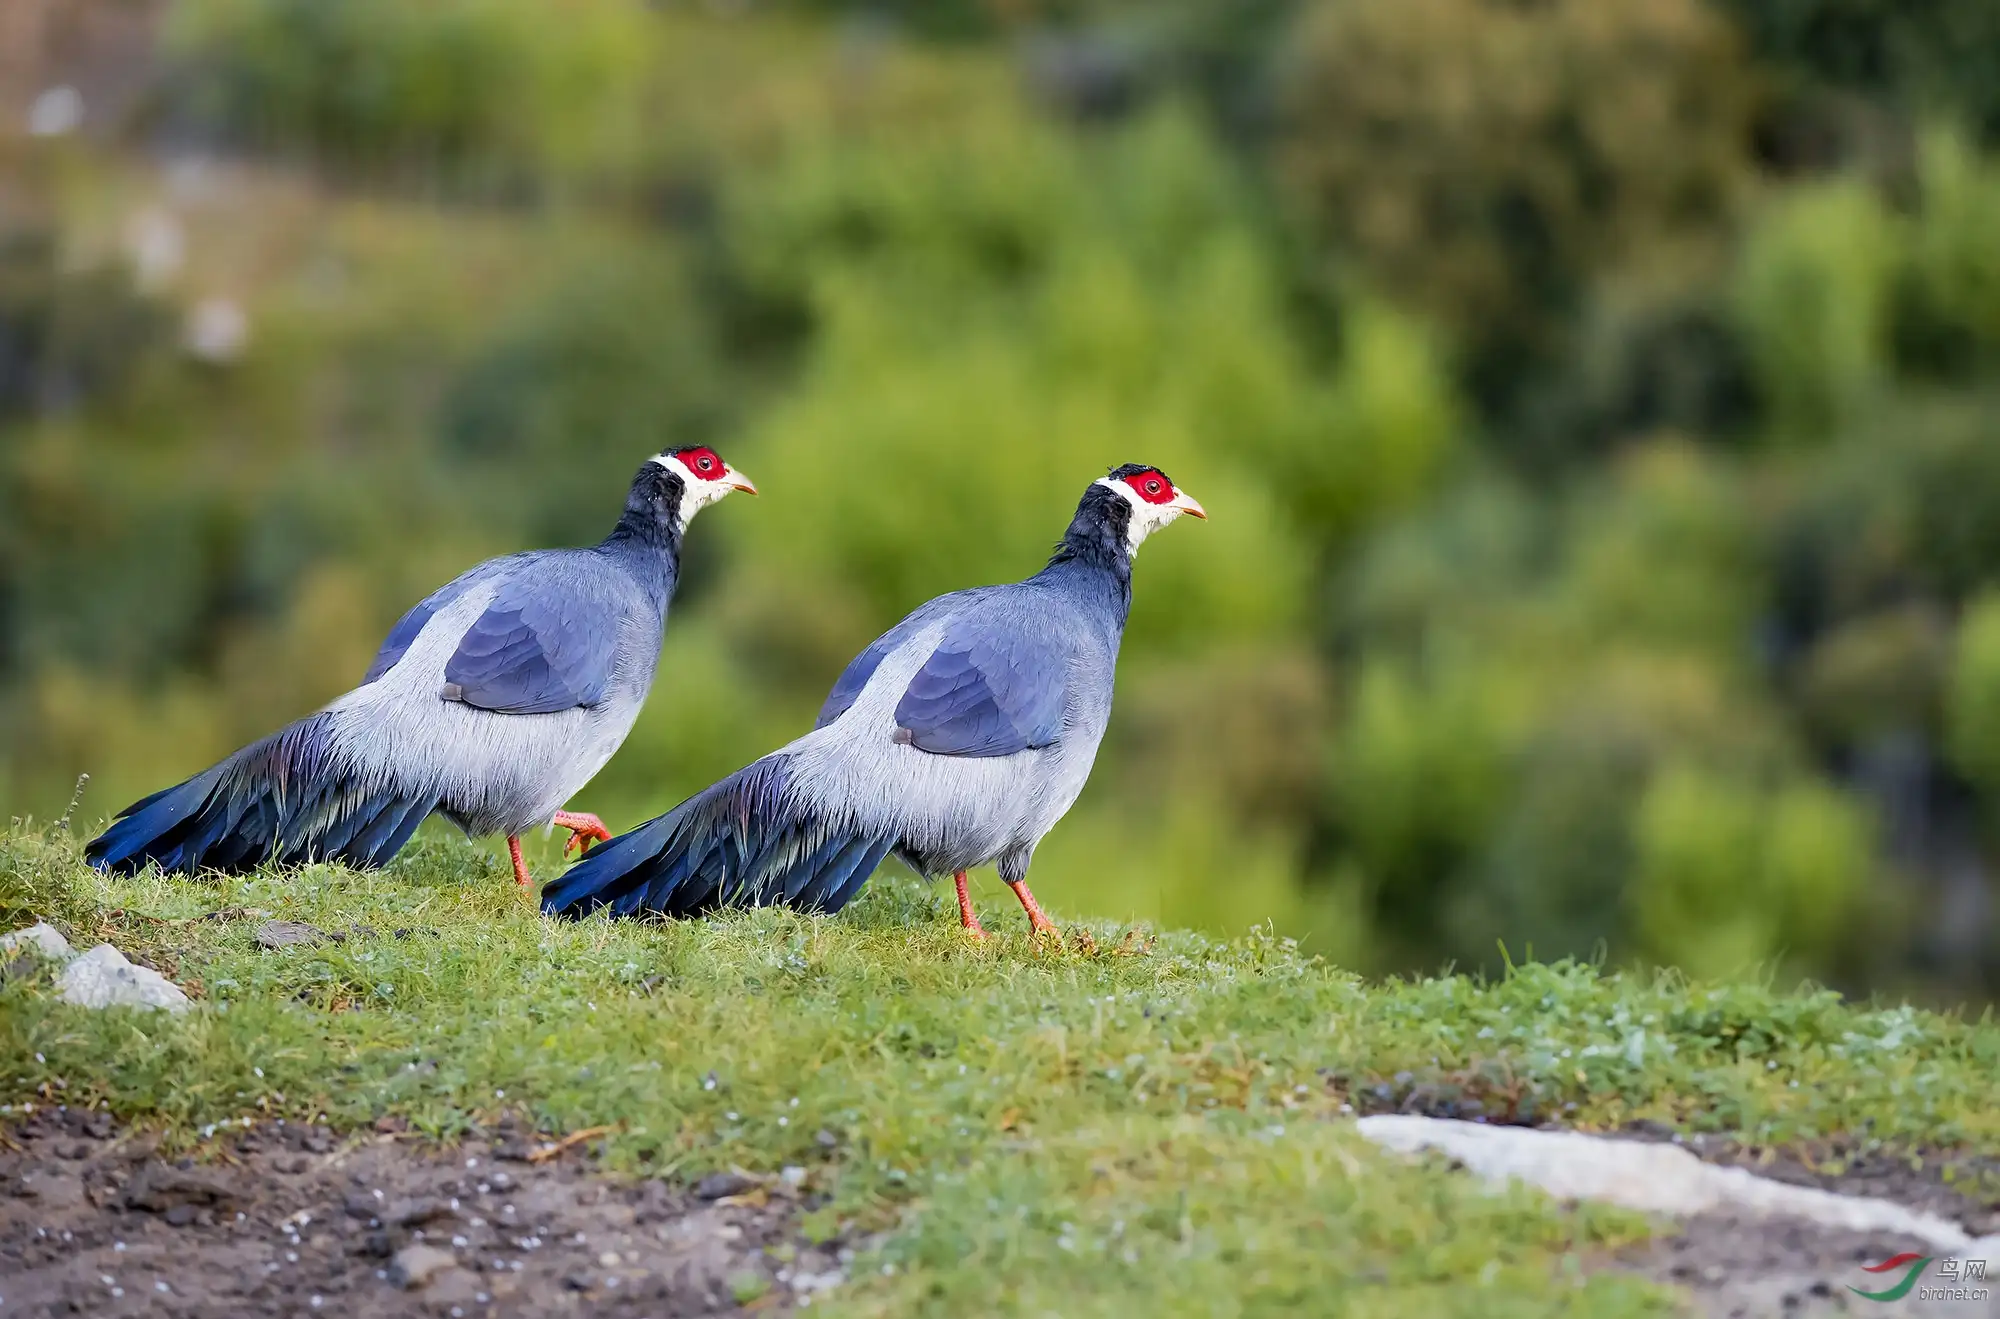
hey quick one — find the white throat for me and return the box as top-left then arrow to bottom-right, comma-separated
1093,477 -> 1183,558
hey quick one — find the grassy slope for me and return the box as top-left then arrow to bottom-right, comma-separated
4,826 -> 1998,1316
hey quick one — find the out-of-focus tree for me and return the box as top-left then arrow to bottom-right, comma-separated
1630,764 -> 1871,980
439,252 -> 762,550
164,0 -> 652,183
715,103 -> 1451,666
1732,181 -> 1898,439
1273,0 -> 1754,424
1948,593 -> 2000,816
1716,0 -> 2000,143
0,225 -> 169,426
1898,129 -> 2000,379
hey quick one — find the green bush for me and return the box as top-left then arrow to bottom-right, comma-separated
1767,396 -> 2000,651
1898,128 -> 2000,378
1515,286 -> 1758,465
0,226 -> 170,425
1275,0 -> 1753,411
1328,656 -> 1519,914
1563,443 -> 1757,656
1631,764 -> 1871,980
1947,592 -> 2000,809
716,105 -> 1384,663
1732,181 -> 1898,440
1716,0 -> 2000,140
439,252 -> 748,549
1327,445 -> 1809,974
165,0 -> 650,179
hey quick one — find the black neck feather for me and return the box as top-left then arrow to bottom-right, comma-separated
1041,481 -> 1133,613
604,463 -> 685,565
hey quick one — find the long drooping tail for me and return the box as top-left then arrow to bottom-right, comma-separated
540,756 -> 895,920
86,714 -> 438,876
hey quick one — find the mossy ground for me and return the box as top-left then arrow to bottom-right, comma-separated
5,824 -> 1997,1316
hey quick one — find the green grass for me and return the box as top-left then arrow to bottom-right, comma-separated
5,825 -> 1998,1316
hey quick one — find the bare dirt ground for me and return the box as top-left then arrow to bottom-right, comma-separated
1357,1076 -> 2000,1313
1616,1130 -> 2000,1318
0,1107 -> 845,1318
7,1104 -> 1999,1317
1627,1211 -> 1994,1318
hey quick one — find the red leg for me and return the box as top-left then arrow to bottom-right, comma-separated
954,870 -> 988,940
553,809 -> 612,857
507,835 -> 533,888
1007,879 -> 1057,934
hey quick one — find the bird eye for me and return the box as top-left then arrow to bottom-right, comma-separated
1145,479 -> 1161,494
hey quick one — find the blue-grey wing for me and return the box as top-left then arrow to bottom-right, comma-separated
815,633 -> 900,729
893,619 -> 1070,758
442,571 -> 620,716
814,592 -> 979,730
362,567 -> 497,684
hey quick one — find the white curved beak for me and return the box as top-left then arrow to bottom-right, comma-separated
725,466 -> 758,495
1171,486 -> 1207,520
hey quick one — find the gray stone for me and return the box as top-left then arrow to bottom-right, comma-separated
18,1171 -> 85,1209
255,920 -> 327,950
123,1164 -> 237,1212
1,922 -> 74,961
424,1266 -> 483,1307
694,1171 -> 757,1200
386,1196 -> 456,1227
387,1243 -> 459,1290
57,944 -> 191,1012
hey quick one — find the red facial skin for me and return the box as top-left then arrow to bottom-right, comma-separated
1121,469 -> 1175,505
675,447 -> 727,480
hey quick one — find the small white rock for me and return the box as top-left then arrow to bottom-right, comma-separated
184,299 -> 249,363
124,207 -> 186,291
388,1244 -> 457,1290
28,86 -> 83,137
57,945 -> 192,1013
2,923 -> 74,961
1356,1116 -> 1978,1251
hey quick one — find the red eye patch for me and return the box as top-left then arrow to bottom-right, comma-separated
1121,468 -> 1175,505
674,446 -> 725,478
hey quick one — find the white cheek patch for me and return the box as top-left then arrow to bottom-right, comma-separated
1092,477 -> 1180,557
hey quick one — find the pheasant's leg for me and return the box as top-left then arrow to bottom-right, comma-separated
1006,879 -> 1057,934
507,835 -> 533,888
553,810 -> 612,856
954,870 -> 989,940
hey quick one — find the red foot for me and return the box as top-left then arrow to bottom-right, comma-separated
553,810 -> 612,857
1007,879 -> 1057,934
507,834 -> 533,888
954,870 -> 989,941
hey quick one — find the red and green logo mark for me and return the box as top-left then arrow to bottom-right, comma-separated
1848,1253 -> 1932,1302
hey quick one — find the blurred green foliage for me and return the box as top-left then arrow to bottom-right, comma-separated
4,0 -> 1999,1000
1277,0 -> 1753,417
1717,0 -> 2000,142
162,0 -> 653,183
1733,180 -> 1897,439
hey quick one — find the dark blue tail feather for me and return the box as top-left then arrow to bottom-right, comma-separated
541,756 -> 894,920
85,715 -> 437,877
